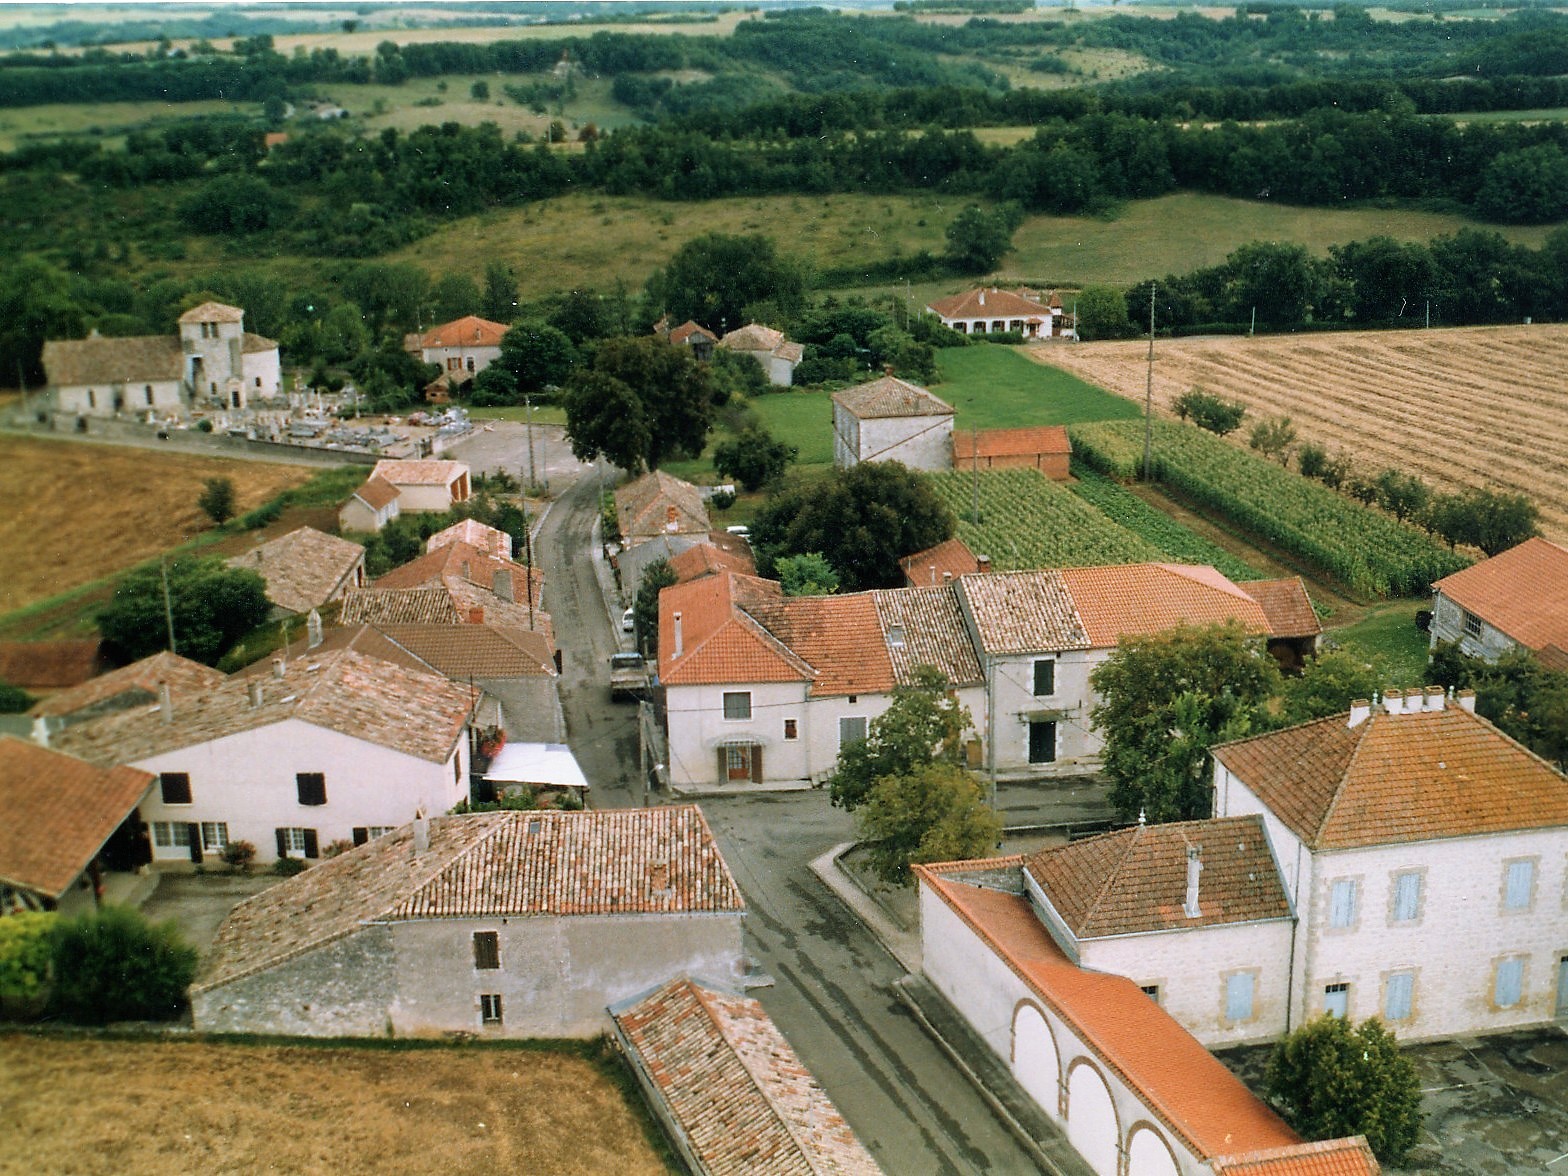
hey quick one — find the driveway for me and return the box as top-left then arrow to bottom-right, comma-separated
139,872 -> 283,957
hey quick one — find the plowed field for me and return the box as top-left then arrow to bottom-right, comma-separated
1033,324 -> 1568,542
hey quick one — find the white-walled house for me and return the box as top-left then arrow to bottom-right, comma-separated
716,323 -> 803,386
418,315 -> 508,384
338,475 -> 401,534
48,650 -> 474,865
831,376 -> 954,471
659,573 -> 984,791
191,806 -> 747,1039
369,459 -> 471,513
927,287 -> 1075,340
1429,537 -> 1568,668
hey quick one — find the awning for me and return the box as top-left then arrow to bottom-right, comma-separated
484,742 -> 589,790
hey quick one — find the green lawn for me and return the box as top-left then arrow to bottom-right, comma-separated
469,404 -> 567,426
1327,599 -> 1432,687
933,345 -> 1141,429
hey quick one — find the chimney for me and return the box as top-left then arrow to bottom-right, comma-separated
976,554 -> 992,574
468,606 -> 485,624
978,291 -> 985,307
883,363 -> 895,377
461,559 -> 472,580
1383,688 -> 1404,716
942,570 -> 953,583
666,505 -> 678,532
247,679 -> 263,709
1424,685 -> 1445,712
1348,698 -> 1371,728
159,681 -> 173,724
412,810 -> 429,855
494,568 -> 514,602
271,655 -> 286,681
307,608 -> 323,649
649,860 -> 669,893
1457,688 -> 1477,713
928,564 -> 937,587
31,715 -> 50,747
673,611 -> 684,658
1184,847 -> 1202,918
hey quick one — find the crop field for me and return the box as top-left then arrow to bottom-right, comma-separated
934,345 -> 1143,428
1041,324 -> 1568,543
1070,419 -> 1469,597
0,1035 -> 672,1176
1066,467 -> 1263,582
0,437 -> 314,616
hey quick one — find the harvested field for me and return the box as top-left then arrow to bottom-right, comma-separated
1034,324 -> 1568,543
0,437 -> 313,614
0,1034 -> 672,1176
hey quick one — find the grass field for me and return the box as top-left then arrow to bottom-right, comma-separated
933,344 -> 1143,429
0,1034 -> 674,1176
1327,599 -> 1432,686
0,99 -> 248,151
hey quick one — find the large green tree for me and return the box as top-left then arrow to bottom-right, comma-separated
827,667 -> 973,811
1090,623 -> 1282,823
857,760 -> 1001,884
1278,648 -> 1387,726
751,461 -> 954,592
1424,488 -> 1538,556
0,257 -> 84,388
633,558 -> 678,659
1429,644 -> 1568,769
943,203 -> 1017,273
1266,1016 -> 1423,1166
97,556 -> 270,667
561,336 -> 716,473
648,233 -> 807,334
713,424 -> 797,492
496,319 -> 578,394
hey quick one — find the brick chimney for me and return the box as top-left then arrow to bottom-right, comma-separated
673,611 -> 683,658
666,505 -> 679,533
976,554 -> 992,574
468,606 -> 485,624
1457,688 -> 1477,713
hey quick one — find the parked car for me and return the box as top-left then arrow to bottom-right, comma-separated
621,606 -> 636,633
609,651 -> 650,701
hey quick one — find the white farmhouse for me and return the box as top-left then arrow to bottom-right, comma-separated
1429,536 -> 1568,667
418,315 -> 508,385
368,459 -> 472,513
831,375 -> 954,471
716,323 -> 802,386
927,286 -> 1075,340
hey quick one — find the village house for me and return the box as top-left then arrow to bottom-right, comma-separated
189,806 -> 747,1039
900,536 -> 984,588
832,375 -> 955,472
655,317 -> 718,362
427,517 -> 514,562
953,426 -> 1073,480
611,976 -> 883,1176
620,530 -> 756,605
342,537 -> 551,643
226,526 -> 366,618
368,459 -> 472,513
1428,536 -> 1568,669
337,475 -> 401,534
30,650 -> 226,730
614,470 -> 711,549
45,649 -> 474,866
42,300 -> 281,417
418,315 -> 508,387
716,323 -> 803,386
926,286 -> 1076,340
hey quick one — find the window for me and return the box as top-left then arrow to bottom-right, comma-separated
1324,982 -> 1350,1018
1225,973 -> 1254,1022
159,772 -> 192,805
466,357 -> 476,372
1141,984 -> 1160,1003
199,822 -> 229,852
144,385 -> 154,405
1505,859 -> 1536,910
152,821 -> 192,849
296,772 -> 327,806
1028,720 -> 1056,764
473,931 -> 500,970
839,716 -> 868,750
1494,958 -> 1524,1008
447,357 -> 462,371
480,993 -> 503,1025
275,827 -> 318,859
722,691 -> 752,721
1032,659 -> 1055,697
1384,972 -> 1414,1021
1391,872 -> 1422,923
1329,879 -> 1358,928
1462,610 -> 1482,638
87,389 -> 96,409
783,718 -> 798,741
352,827 -> 394,846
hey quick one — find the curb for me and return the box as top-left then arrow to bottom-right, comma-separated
807,842 -> 921,974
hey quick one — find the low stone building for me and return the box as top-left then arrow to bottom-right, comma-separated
717,323 -> 802,386
226,526 -> 367,618
953,426 -> 1072,480
831,376 -> 955,472
614,470 -> 711,549
191,806 -> 747,1038
1429,536 -> 1568,668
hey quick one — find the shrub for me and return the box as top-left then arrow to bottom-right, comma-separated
197,476 -> 237,526
0,680 -> 35,713
1174,389 -> 1247,436
219,839 -> 256,873
710,488 -> 737,510
0,911 -> 57,1017
322,838 -> 357,858
239,498 -> 285,530
195,418 -> 214,433
272,856 -> 308,877
48,906 -> 198,1024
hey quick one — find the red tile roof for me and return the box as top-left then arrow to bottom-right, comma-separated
419,315 -> 508,349
1242,577 -> 1323,639
373,540 -> 545,609
953,426 -> 1071,461
1210,1137 -> 1380,1175
1059,564 -> 1273,647
669,542 -> 757,584
351,475 -> 400,512
0,640 -> 104,690
660,574 -> 812,687
917,862 -> 1301,1162
958,569 -> 1089,655
613,977 -> 882,1176
669,320 -> 718,345
370,459 -> 469,488
1432,536 -> 1568,655
197,806 -> 743,993
1214,702 -> 1568,849
1024,815 -> 1290,939
616,470 -> 711,542
427,518 -> 513,561
31,651 -> 225,720
831,376 -> 953,420
900,536 -> 980,587
927,287 -> 1054,321
746,593 -> 895,698
0,737 -> 154,900
178,301 -> 244,324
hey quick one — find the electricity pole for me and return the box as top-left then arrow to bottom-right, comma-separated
525,391 -> 536,490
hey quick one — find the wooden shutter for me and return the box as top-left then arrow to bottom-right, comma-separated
751,745 -> 763,783
275,829 -> 289,859
296,773 -> 326,806
352,827 -> 369,846
160,772 -> 191,805
188,823 -> 203,864
717,748 -> 727,784
303,829 -> 319,859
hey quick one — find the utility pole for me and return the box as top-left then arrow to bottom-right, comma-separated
1249,305 -> 1256,337
525,391 -> 536,490
160,556 -> 177,654
524,524 -> 535,630
1142,284 -> 1156,483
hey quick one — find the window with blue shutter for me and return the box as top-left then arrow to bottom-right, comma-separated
1391,872 -> 1421,923
1505,860 -> 1535,910
1329,879 -> 1358,928
1495,958 -> 1524,1007
1384,973 -> 1414,1021
1225,973 -> 1254,1022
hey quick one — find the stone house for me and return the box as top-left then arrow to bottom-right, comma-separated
953,426 -> 1072,480
226,526 -> 367,618
927,287 -> 1075,340
47,649 -> 474,866
620,531 -> 755,605
831,376 -> 955,472
190,806 -> 747,1038
368,459 -> 472,513
418,315 -> 508,386
337,475 -> 401,534
1428,536 -> 1568,668
614,470 -> 711,550
657,318 -> 718,362
30,650 -> 226,729
716,323 -> 802,386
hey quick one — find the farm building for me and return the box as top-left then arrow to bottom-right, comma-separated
831,376 -> 955,472
1429,537 -> 1568,668
417,316 -> 508,387
190,806 -> 747,1039
337,475 -> 401,534
0,639 -> 108,695
368,459 -> 471,513
42,301 -> 281,417
30,650 -> 226,729
900,536 -> 984,588
226,526 -> 366,618
927,287 -> 1075,340
953,426 -> 1072,480
427,518 -> 513,562
716,323 -> 802,386
655,317 -> 718,362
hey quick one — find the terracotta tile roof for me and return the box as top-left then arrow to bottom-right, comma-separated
1210,1137 -> 1380,1175
917,862 -> 1301,1162
373,541 -> 545,609
1214,702 -> 1568,849
775,340 -> 805,364
958,569 -> 1089,655
340,586 -> 462,626
669,320 -> 718,345
927,287 -> 1053,321
42,334 -> 183,387
231,624 -> 434,680
0,640 -> 104,690
1242,577 -> 1323,639
51,650 -> 473,768
195,806 -> 744,993
419,315 -> 509,349
831,376 -> 953,420
746,592 -> 896,697
669,542 -> 756,584
0,737 -> 154,900
1024,815 -> 1290,939
953,426 -> 1071,461
350,475 -> 400,512
31,650 -> 225,720
901,536 -> 980,587
616,471 -> 711,542
661,574 -> 812,687
613,977 -> 882,1176
226,527 -> 365,616
178,301 -> 245,324
719,323 -> 786,353
240,331 -> 278,355
1432,536 -> 1568,654
427,518 -> 513,561
872,586 -> 984,688
378,624 -> 555,679
370,459 -> 469,488
1058,564 -> 1272,648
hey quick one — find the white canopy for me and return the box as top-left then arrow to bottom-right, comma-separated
483,742 -> 589,790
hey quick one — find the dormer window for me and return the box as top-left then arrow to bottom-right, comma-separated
887,624 -> 905,649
